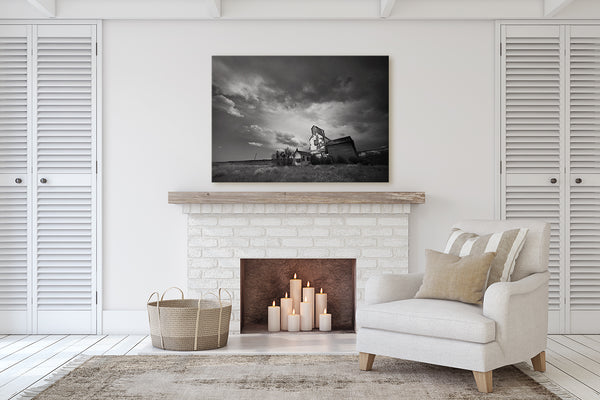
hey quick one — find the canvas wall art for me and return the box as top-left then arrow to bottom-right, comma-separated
212,56 -> 389,182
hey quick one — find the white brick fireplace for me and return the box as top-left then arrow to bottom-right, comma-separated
181,202 -> 412,334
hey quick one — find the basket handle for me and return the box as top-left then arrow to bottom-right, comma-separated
147,291 -> 165,350
147,291 -> 159,304
218,288 -> 232,306
217,288 -> 232,348
194,292 -> 204,351
193,292 -> 218,351
161,286 -> 184,301
204,292 -> 219,302
193,291 -> 229,351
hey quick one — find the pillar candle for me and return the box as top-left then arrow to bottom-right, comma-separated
302,281 -> 315,327
280,292 -> 293,331
300,296 -> 312,331
290,273 -> 302,315
288,308 -> 300,332
268,301 -> 280,332
319,308 -> 332,332
314,288 -> 327,329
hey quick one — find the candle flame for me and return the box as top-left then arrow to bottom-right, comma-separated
292,308 -> 296,315
324,308 -> 327,314
294,273 -> 297,279
307,281 -> 310,287
320,288 -> 323,294
285,292 -> 288,298
304,296 -> 307,302
272,300 -> 275,307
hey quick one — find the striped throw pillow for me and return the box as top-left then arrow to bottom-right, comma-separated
444,228 -> 528,288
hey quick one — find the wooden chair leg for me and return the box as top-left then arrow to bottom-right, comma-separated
531,351 -> 546,372
359,352 -> 376,371
473,370 -> 493,393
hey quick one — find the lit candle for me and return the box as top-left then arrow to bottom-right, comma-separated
290,273 -> 302,316
268,300 -> 280,332
280,292 -> 293,331
315,288 -> 327,329
300,296 -> 312,331
319,308 -> 332,332
288,308 -> 300,332
303,281 -> 315,327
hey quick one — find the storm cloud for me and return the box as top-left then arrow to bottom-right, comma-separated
212,56 -> 389,162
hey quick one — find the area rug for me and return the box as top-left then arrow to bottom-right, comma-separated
30,355 -> 566,400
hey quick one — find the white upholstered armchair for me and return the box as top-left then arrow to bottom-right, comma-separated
356,220 -> 550,393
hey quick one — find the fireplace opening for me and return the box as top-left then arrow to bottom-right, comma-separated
240,258 -> 356,334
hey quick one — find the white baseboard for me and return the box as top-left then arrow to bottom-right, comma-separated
102,310 -> 148,334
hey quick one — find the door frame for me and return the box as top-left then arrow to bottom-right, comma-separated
0,20 -> 102,334
495,20 -> 600,334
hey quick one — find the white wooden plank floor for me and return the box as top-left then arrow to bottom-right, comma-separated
0,334 -> 597,399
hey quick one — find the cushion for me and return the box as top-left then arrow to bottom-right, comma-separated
356,298 -> 496,344
444,227 -> 528,287
415,250 -> 495,305
452,220 -> 549,282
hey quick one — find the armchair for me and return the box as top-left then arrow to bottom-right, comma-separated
356,220 -> 550,393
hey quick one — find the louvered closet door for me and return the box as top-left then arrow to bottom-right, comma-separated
567,25 -> 600,333
0,25 -> 31,334
501,25 -> 564,333
32,25 -> 96,334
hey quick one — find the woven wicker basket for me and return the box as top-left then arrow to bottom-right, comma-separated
147,287 -> 232,351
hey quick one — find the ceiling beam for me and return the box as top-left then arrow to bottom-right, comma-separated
2,0 -> 592,20
380,0 -> 397,18
544,0 -> 575,17
26,0 -> 55,17
207,0 -> 221,18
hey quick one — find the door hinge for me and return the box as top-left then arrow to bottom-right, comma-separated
500,43 -> 502,56
95,43 -> 98,56
95,291 -> 98,305
95,161 -> 98,174
500,160 -> 503,174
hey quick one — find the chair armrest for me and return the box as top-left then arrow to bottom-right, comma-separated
364,273 -> 424,305
483,271 -> 549,356
483,271 -> 549,310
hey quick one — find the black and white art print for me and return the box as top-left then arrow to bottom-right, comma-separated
212,56 -> 389,183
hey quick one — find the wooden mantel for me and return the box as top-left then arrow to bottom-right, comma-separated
168,192 -> 425,204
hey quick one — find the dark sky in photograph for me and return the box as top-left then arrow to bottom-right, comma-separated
212,56 -> 389,162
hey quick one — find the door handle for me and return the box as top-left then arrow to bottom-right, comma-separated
40,178 -> 47,184
550,178 -> 557,184
575,178 -> 582,184
15,178 -> 22,184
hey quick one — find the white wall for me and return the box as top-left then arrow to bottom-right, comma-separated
102,20 -> 496,316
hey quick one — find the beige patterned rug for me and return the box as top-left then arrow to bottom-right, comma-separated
29,355 -> 568,400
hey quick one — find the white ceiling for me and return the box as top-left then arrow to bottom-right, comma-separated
0,0 -> 599,20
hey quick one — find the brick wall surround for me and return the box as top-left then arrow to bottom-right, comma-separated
183,203 -> 411,334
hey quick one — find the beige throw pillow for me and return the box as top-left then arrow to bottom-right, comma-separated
444,228 -> 528,288
415,249 -> 496,305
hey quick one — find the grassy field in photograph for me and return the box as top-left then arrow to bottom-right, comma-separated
212,161 -> 388,182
